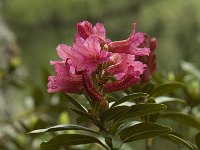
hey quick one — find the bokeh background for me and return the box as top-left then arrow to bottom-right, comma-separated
1,0 -> 200,149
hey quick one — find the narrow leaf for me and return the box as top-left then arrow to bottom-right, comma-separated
155,96 -> 186,105
40,134 -> 108,150
150,82 -> 184,97
118,122 -> 171,142
195,131 -> 200,149
142,82 -> 156,93
65,94 -> 87,112
111,92 -> 149,107
163,133 -> 197,150
181,61 -> 200,81
116,103 -> 167,121
29,124 -> 98,135
161,112 -> 200,130
70,108 -> 92,120
100,106 -> 130,123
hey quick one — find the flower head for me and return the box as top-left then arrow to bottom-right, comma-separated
138,37 -> 158,83
48,60 -> 84,93
108,24 -> 150,56
48,20 -> 155,95
57,35 -> 111,74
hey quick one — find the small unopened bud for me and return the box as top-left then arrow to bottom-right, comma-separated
82,72 -> 105,102
150,38 -> 158,52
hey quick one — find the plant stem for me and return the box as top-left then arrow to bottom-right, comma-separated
146,138 -> 153,150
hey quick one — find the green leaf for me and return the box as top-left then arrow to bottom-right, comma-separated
181,61 -> 200,81
65,94 -> 87,112
100,106 -> 130,123
142,82 -> 156,93
29,124 -> 99,135
163,133 -> 197,150
161,112 -> 200,130
118,122 -> 172,142
114,121 -> 141,135
111,92 -> 149,108
155,96 -> 186,105
195,131 -> 200,149
150,81 -> 184,97
116,103 -> 167,121
70,108 -> 92,120
100,131 -> 124,150
40,134 -> 108,150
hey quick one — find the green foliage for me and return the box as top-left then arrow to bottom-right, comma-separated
161,113 -> 200,130
118,122 -> 172,143
29,124 -> 99,135
164,133 -> 197,150
111,92 -> 149,107
40,134 -> 107,150
195,132 -> 200,150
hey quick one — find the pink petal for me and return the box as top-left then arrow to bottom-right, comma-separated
93,23 -> 106,38
77,20 -> 93,40
47,62 -> 84,93
108,24 -> 150,56
56,44 -> 72,60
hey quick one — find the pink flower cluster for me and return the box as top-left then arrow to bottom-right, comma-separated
48,20 -> 157,101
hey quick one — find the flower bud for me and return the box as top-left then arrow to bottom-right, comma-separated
82,72 -> 105,102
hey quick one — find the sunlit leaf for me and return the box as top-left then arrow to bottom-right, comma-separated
150,82 -> 184,97
181,61 -> 200,81
155,96 -> 186,105
29,124 -> 99,135
118,122 -> 171,142
40,134 -> 108,150
161,112 -> 200,130
111,92 -> 149,108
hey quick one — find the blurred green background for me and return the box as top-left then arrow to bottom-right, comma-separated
1,0 -> 200,149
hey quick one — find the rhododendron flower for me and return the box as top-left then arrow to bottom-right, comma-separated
108,24 -> 150,56
77,20 -> 150,56
57,35 -> 111,74
105,53 -> 146,80
48,60 -> 84,93
103,66 -> 141,93
76,20 -> 110,45
139,37 -> 158,83
48,20 -> 154,95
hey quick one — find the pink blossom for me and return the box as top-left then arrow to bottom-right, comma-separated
76,20 -> 111,45
57,35 -> 111,74
103,66 -> 141,93
139,37 -> 158,83
47,61 -> 84,93
108,24 -> 150,56
105,53 -> 146,80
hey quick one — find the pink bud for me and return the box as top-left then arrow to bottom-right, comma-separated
77,20 -> 93,39
103,71 -> 140,93
82,72 -> 105,102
